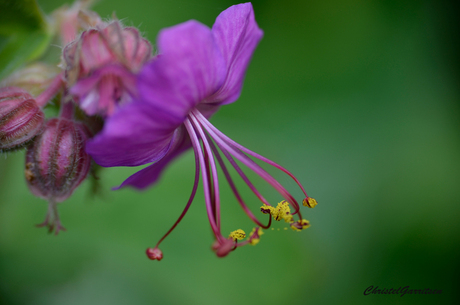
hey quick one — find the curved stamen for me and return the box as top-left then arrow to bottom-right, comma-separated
217,142 -> 272,206
184,118 -> 222,241
202,142 -> 216,227
189,113 -> 222,231
195,111 -> 302,217
153,134 -> 201,248
206,133 -> 271,229
194,110 -> 309,199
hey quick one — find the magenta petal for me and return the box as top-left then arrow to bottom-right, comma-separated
71,64 -> 137,116
138,20 -> 226,123
86,102 -> 177,167
115,126 -> 191,189
211,3 -> 263,105
70,74 -> 99,97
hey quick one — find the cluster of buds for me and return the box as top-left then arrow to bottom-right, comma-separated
1,0 -> 318,260
0,0 -> 152,234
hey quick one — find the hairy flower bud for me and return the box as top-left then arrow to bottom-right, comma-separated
0,87 -> 45,152
25,116 -> 92,234
25,117 -> 91,202
63,20 -> 152,116
52,0 -> 102,45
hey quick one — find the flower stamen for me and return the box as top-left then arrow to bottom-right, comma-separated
290,219 -> 311,231
146,247 -> 163,261
261,201 -> 294,223
193,109 -> 304,216
248,227 -> 264,245
145,134 -> 201,259
229,229 -> 246,241
206,135 -> 272,229
303,197 -> 318,208
184,118 -> 223,242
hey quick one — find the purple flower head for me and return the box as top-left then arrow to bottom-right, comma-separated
86,3 -> 317,259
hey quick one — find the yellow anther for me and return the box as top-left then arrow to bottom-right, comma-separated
229,229 -> 246,241
248,227 -> 264,245
275,201 -> 294,223
303,197 -> 317,208
291,219 -> 311,231
261,201 -> 294,223
260,204 -> 274,214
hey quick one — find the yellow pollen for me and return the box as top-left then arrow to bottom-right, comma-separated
229,229 -> 246,241
260,204 -> 274,214
260,201 -> 294,223
248,227 -> 264,245
303,197 -> 318,208
291,219 -> 311,231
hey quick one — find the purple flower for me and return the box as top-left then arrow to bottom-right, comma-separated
87,3 -> 316,259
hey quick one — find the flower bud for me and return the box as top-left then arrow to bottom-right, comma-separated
0,63 -> 59,96
0,87 -> 45,151
25,117 -> 91,202
63,20 -> 152,83
52,0 -> 102,45
63,20 -> 152,116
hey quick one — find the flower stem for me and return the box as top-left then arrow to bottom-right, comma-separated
59,99 -> 75,120
36,73 -> 64,107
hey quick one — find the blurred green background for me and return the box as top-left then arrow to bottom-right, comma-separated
1,0 -> 459,304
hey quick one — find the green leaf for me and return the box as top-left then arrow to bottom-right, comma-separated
0,0 -> 48,34
0,0 -> 53,80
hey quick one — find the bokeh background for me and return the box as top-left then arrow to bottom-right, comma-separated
1,0 -> 459,304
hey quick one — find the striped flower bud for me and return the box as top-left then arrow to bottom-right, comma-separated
25,117 -> 92,233
0,63 -> 59,96
0,87 -> 45,151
